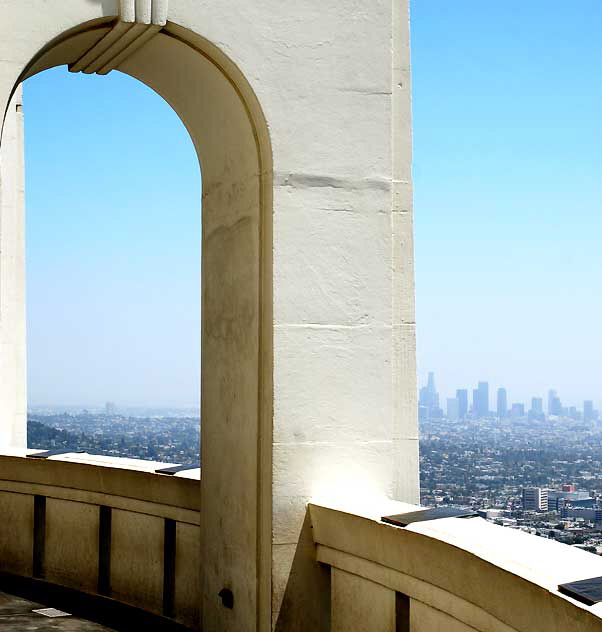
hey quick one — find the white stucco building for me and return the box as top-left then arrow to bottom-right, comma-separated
0,1 -> 601,631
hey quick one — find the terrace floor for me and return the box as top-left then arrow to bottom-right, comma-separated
0,590 -> 115,631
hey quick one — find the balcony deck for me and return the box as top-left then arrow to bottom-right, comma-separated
0,589 -> 114,630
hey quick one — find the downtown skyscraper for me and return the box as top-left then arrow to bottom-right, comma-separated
548,389 -> 562,416
424,376 -> 599,424
456,389 -> 468,420
419,372 -> 440,420
473,381 -> 489,418
497,388 -> 508,419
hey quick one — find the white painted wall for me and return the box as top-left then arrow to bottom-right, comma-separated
0,0 -> 418,629
0,86 -> 26,449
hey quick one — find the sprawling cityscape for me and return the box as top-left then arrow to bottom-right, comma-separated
28,406 -> 200,464
27,371 -> 602,556
419,372 -> 602,555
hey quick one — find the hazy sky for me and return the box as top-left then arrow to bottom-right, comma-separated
411,1 -> 602,409
24,2 -> 602,409
24,69 -> 200,408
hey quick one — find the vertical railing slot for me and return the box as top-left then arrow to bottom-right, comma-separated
163,518 -> 176,618
98,505 -> 112,596
319,562 -> 331,631
33,495 -> 46,579
396,592 -> 410,632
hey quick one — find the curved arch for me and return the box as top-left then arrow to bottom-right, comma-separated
0,15 -> 273,632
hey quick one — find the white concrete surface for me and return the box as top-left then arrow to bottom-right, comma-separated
0,86 -> 26,449
0,1 -> 418,629
332,568 -> 395,632
311,501 -> 602,632
0,451 -> 200,628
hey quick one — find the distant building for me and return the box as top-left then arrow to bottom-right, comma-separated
562,484 -> 575,492
548,389 -> 561,416
105,402 -> 116,417
529,397 -> 544,421
550,397 -> 562,416
477,509 -> 505,520
496,388 -> 507,419
473,381 -> 489,418
560,507 -> 602,523
447,398 -> 459,421
547,489 -> 592,511
419,372 -> 440,420
547,389 -> 556,414
456,389 -> 468,419
511,403 -> 525,419
522,487 -> 548,512
584,400 -> 595,423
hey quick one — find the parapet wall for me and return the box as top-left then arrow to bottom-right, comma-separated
2,453 -> 602,631
0,450 -> 200,629
310,501 -> 602,632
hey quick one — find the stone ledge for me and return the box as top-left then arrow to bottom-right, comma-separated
0,451 -> 200,513
310,501 -> 602,632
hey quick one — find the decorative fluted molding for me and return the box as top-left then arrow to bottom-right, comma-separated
69,0 -> 168,75
128,0 -> 168,26
119,0 -> 136,23
134,0 -> 151,24
151,0 -> 169,26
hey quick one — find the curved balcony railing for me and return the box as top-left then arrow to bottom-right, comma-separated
0,449 -> 200,630
3,450 -> 602,631
310,499 -> 602,632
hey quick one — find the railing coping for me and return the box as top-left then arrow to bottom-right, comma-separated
0,449 -> 201,515
0,447 -> 200,479
310,499 -> 602,623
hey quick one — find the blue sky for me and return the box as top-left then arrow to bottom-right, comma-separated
411,1 -> 602,408
23,2 -> 602,409
24,69 -> 200,407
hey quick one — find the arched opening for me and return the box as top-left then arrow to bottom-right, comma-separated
24,66 -> 201,461
1,15 -> 273,631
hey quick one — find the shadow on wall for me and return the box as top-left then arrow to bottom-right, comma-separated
274,511 -> 330,632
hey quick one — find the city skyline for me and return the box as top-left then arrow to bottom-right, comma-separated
419,371 -> 601,420
413,2 -> 602,411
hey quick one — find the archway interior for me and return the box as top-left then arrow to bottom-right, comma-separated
6,17 -> 273,630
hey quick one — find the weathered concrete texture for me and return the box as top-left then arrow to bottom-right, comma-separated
312,501 -> 602,632
332,568 -> 395,632
0,452 -> 201,629
0,86 -> 26,450
45,500 -> 99,593
0,0 -> 418,629
0,590 -> 115,630
0,490 -> 33,576
174,522 -> 201,629
411,600 -> 476,632
110,510 -> 164,615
